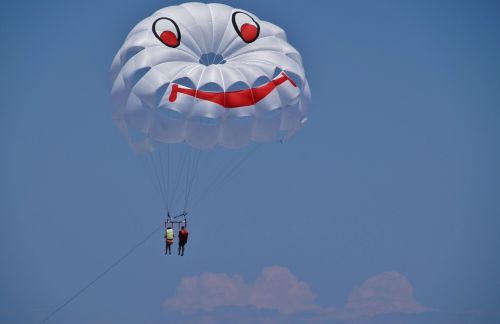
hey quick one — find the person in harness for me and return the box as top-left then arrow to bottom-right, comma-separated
178,226 -> 189,256
164,226 -> 174,255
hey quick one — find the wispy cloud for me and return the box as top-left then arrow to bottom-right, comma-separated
165,266 -> 428,321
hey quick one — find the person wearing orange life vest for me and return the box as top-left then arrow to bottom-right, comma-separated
164,226 -> 174,255
178,226 -> 189,256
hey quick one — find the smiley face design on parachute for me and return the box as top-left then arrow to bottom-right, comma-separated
152,11 -> 297,109
111,3 -> 311,149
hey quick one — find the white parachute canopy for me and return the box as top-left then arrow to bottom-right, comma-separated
111,2 -> 310,152
110,3 -> 311,214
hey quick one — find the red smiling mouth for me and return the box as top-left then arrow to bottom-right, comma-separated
168,72 -> 297,108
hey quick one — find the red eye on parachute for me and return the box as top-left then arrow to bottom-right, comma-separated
232,11 -> 260,43
153,17 -> 181,48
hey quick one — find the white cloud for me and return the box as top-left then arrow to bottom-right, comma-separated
165,266 -> 318,314
343,271 -> 429,317
317,271 -> 430,321
165,267 -> 428,320
249,266 -> 319,314
165,273 -> 249,313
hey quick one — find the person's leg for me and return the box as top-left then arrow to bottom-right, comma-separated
178,243 -> 181,255
165,241 -> 168,255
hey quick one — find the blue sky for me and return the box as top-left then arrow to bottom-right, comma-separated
1,0 -> 500,323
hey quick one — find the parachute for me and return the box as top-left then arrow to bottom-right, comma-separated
110,2 -> 311,217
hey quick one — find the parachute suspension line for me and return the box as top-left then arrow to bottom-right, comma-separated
200,151 -> 236,196
182,149 -> 192,212
218,145 -> 261,186
170,145 -> 190,210
189,150 -> 202,207
166,145 -> 171,210
149,153 -> 168,212
183,149 -> 200,211
157,146 -> 169,213
138,155 -> 164,207
198,149 -> 239,198
192,144 -> 261,208
183,149 -> 193,212
39,223 -> 164,324
157,152 -> 169,211
183,149 -> 201,212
